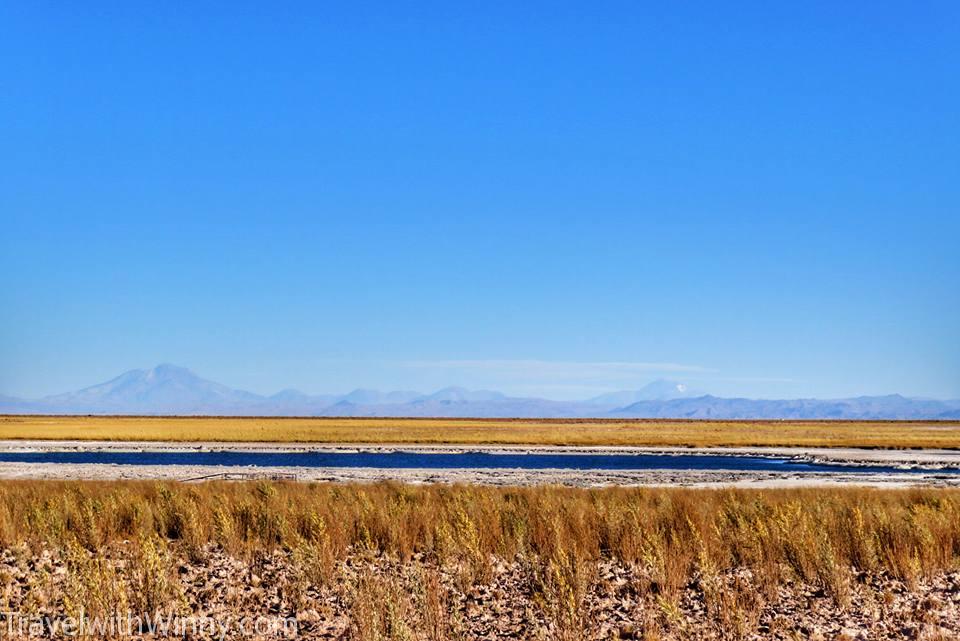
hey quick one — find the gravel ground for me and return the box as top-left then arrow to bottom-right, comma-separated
1,544 -> 958,640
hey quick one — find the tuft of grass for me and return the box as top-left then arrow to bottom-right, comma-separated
348,566 -> 414,641
2,415 -> 960,448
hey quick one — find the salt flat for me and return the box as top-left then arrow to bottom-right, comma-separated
1,440 -> 958,487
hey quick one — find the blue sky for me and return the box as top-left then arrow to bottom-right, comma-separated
2,1 -> 958,400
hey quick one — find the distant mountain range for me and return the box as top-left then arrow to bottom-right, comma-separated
2,364 -> 959,419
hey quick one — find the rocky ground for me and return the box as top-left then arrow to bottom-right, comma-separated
1,544 -> 958,640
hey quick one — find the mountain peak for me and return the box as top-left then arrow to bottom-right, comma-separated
270,388 -> 309,401
146,364 -> 196,381
152,363 -> 191,374
424,387 -> 506,402
337,389 -> 423,405
589,379 -> 699,406
40,364 -> 262,414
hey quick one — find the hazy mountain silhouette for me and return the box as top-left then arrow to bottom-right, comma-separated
611,394 -> 960,420
38,364 -> 264,414
2,365 -> 958,419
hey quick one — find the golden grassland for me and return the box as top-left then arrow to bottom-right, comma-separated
1,481 -> 960,639
2,414 -> 960,448
5,481 -> 956,588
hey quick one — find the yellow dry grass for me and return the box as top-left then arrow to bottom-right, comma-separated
3,481 -> 960,611
3,481 -> 960,639
1,415 -> 959,448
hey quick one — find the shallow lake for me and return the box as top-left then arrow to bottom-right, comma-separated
0,450 -> 955,475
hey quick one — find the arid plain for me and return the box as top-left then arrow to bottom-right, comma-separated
0,416 -> 959,639
4,415 -> 960,448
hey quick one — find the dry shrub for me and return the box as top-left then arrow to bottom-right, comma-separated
419,567 -> 453,641
62,540 -> 128,630
524,499 -> 599,641
536,546 -> 597,641
435,491 -> 492,589
348,566 -> 414,641
129,532 -> 182,617
710,575 -> 763,641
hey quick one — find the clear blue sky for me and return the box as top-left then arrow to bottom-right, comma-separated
2,1 -> 958,400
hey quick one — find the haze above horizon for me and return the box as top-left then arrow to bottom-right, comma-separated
1,2 -> 958,400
